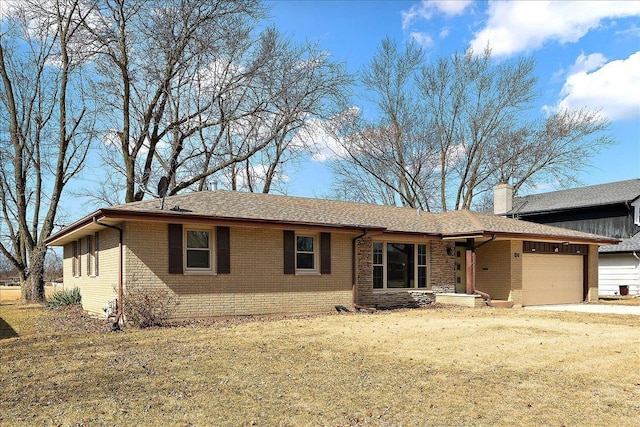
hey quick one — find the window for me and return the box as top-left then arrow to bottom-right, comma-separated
72,240 -> 79,277
372,242 -> 429,290
85,233 -> 99,277
185,229 -> 212,270
296,235 -> 316,271
373,242 -> 383,289
94,232 -> 99,276
86,236 -> 93,276
283,230 -> 330,275
168,224 -> 229,275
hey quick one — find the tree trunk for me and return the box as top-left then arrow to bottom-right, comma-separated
22,246 -> 46,303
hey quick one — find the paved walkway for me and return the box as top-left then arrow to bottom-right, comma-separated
524,303 -> 640,316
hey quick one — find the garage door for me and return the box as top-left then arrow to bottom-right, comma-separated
522,254 -> 583,306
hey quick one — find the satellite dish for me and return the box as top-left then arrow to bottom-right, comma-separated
157,176 -> 168,198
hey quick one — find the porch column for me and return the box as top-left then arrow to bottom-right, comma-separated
465,238 -> 475,294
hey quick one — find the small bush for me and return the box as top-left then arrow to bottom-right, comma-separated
124,283 -> 178,328
46,287 -> 81,309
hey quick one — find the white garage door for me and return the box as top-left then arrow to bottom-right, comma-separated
522,254 -> 583,306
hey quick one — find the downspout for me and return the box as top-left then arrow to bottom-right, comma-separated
467,235 -> 497,307
93,218 -> 124,328
351,229 -> 368,306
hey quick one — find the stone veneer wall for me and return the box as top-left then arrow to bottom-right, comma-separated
355,236 -> 455,309
429,240 -> 456,292
355,235 -> 374,307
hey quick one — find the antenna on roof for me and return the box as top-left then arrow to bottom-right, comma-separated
157,176 -> 168,210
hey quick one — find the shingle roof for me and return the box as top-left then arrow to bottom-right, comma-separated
513,179 -> 640,215
94,190 -> 615,243
599,232 -> 640,253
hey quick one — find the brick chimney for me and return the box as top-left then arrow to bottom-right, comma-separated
493,183 -> 513,216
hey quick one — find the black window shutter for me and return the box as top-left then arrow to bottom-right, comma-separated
168,224 -> 183,274
216,226 -> 231,274
320,232 -> 331,274
283,230 -> 295,274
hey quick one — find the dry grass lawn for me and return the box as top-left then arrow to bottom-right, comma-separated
1,302 -> 639,426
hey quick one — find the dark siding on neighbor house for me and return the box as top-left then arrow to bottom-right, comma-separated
518,204 -> 638,239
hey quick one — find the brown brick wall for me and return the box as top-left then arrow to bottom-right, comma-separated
122,222 -> 354,318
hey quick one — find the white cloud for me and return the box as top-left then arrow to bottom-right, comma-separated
470,1 -> 640,57
306,108 -> 359,162
568,52 -> 607,74
548,51 -> 640,121
409,31 -> 434,47
402,0 -> 473,30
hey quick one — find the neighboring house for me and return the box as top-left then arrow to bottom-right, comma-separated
494,179 -> 640,296
45,190 -> 616,321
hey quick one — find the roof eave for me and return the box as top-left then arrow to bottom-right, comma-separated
45,208 -> 388,246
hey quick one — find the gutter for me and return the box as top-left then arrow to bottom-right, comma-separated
93,217 -> 124,329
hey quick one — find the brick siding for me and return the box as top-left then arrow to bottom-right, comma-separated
122,222 -> 353,319
63,228 -> 120,316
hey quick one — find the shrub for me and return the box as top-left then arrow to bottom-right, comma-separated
46,287 -> 81,309
124,283 -> 178,328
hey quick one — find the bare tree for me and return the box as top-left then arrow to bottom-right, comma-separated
77,1 -> 351,203
328,38 -> 438,210
222,37 -> 352,194
77,0 -> 265,202
0,0 -> 93,301
331,40 -> 613,210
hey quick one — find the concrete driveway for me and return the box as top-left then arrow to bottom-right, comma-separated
524,303 -> 640,315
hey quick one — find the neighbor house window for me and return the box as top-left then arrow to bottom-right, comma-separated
185,229 -> 212,270
373,242 -> 429,289
296,234 -> 317,272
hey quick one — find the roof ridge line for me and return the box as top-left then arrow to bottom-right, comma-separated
462,209 -> 485,230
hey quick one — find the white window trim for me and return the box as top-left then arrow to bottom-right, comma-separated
295,233 -> 319,275
373,241 -> 430,291
632,199 -> 640,226
183,227 -> 216,275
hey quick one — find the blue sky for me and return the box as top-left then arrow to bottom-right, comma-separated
265,0 -> 640,198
